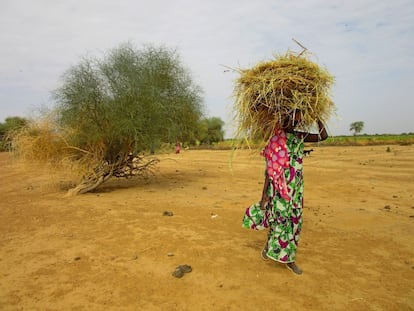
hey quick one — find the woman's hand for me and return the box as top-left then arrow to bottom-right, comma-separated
260,174 -> 270,210
299,120 -> 328,142
260,194 -> 269,210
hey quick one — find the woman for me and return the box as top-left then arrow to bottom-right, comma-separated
242,112 -> 328,275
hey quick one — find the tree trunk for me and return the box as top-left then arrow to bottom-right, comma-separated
65,155 -> 159,196
64,171 -> 113,196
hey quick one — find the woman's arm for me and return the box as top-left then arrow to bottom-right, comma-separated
296,120 -> 328,142
260,173 -> 270,210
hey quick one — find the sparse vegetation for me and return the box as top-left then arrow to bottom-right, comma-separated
10,43 -> 204,195
318,134 -> 414,146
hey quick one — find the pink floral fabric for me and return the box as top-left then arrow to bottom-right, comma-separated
262,130 -> 290,201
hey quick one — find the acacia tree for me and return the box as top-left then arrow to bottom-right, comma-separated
44,43 -> 204,195
198,117 -> 225,144
350,121 -> 364,136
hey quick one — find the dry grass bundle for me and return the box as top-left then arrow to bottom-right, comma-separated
11,118 -> 96,177
10,117 -> 159,195
233,51 -> 335,143
11,119 -> 67,163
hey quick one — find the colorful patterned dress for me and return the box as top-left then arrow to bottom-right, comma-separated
242,131 -> 304,263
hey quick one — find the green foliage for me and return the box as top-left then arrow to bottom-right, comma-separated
0,116 -> 29,151
317,134 -> 414,146
349,121 -> 364,136
0,116 -> 28,134
197,117 -> 225,144
54,43 -> 204,161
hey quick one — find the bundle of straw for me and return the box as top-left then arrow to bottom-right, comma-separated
233,51 -> 335,142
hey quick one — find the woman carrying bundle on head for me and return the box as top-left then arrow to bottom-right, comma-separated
235,51 -> 335,274
242,111 -> 327,274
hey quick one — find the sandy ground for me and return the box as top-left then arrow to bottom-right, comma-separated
0,145 -> 413,311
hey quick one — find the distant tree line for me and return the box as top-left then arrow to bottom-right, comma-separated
0,115 -> 224,152
0,116 -> 28,151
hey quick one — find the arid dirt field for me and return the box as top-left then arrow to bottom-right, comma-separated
0,146 -> 413,310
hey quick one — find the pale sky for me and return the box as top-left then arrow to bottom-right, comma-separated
1,0 -> 413,136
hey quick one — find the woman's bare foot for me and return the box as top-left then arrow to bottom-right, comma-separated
286,262 -> 303,275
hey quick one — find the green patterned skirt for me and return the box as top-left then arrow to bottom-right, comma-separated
243,168 -> 304,263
